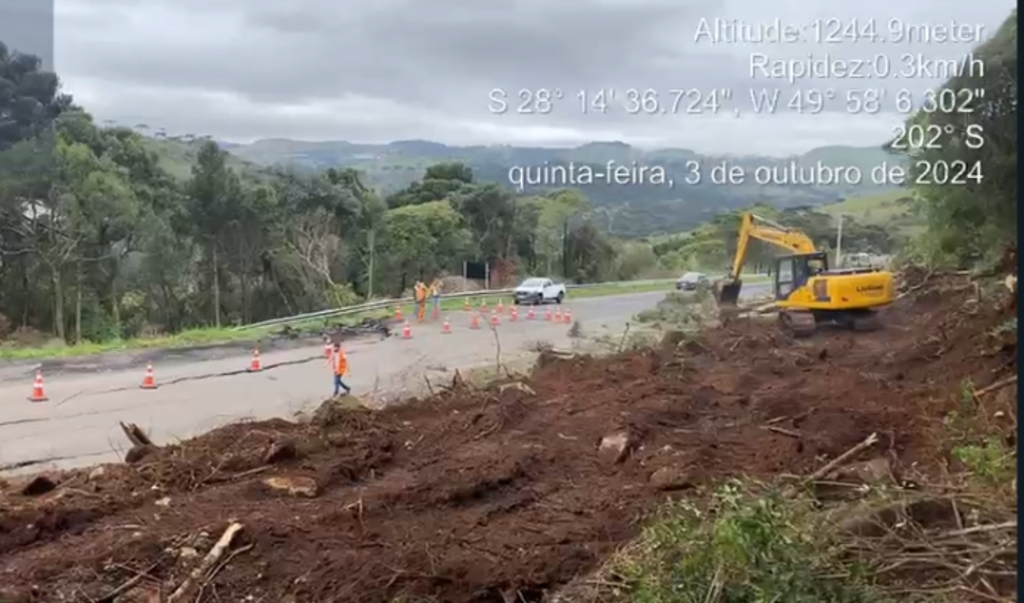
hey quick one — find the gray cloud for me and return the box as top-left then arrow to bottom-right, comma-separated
1,0 -> 53,67
47,0 -> 1017,155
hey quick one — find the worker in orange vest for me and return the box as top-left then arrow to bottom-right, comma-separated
328,342 -> 351,396
414,280 -> 428,322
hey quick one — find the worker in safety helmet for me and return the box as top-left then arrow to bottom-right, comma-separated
329,342 -> 351,397
414,280 -> 428,322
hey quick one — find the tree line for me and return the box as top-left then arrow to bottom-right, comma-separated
889,9 -> 1017,266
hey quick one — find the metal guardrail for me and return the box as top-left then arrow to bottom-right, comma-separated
236,279 -> 678,331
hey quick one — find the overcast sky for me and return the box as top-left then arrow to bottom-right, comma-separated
5,0 -> 1017,155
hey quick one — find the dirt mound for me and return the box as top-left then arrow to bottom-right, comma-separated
0,273 -> 1015,602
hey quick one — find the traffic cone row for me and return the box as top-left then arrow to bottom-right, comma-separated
382,299 -> 574,341
27,343 -> 291,402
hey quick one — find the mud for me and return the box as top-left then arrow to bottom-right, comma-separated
0,273 -> 1015,602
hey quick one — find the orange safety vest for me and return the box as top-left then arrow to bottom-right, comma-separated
332,349 -> 348,375
415,283 -> 426,302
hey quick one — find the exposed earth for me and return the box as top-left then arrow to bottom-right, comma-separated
0,273 -> 1016,602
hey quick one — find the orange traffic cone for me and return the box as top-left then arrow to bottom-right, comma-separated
545,307 -> 553,321
563,308 -> 572,323
480,299 -> 488,311
470,313 -> 481,330
402,320 -> 412,339
28,370 -> 47,402
463,298 -> 472,312
527,307 -> 536,320
490,311 -> 501,327
141,364 -> 157,389
249,349 -> 262,372
496,300 -> 505,314
395,305 -> 403,321
442,317 -> 452,334
554,307 -> 563,322
510,306 -> 518,322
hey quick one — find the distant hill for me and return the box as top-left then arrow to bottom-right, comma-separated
144,135 -> 906,237
820,189 -> 924,236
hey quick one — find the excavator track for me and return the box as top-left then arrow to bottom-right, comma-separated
778,309 -> 816,338
851,312 -> 884,332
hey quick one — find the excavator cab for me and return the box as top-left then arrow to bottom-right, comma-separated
774,252 -> 828,301
716,252 -> 828,306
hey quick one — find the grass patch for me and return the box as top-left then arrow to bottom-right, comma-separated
608,481 -> 884,603
821,190 -> 924,236
0,326 -> 257,361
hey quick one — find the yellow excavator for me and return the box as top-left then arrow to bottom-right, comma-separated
716,212 -> 895,337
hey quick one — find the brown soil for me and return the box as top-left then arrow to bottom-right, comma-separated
0,273 -> 1016,602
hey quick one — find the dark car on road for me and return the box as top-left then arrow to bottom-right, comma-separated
676,272 -> 709,291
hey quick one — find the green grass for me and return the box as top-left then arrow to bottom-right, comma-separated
609,480 -> 884,603
0,281 -> 706,361
820,190 -> 917,225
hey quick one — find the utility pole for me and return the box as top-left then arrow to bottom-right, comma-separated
835,213 -> 844,268
562,218 -> 570,278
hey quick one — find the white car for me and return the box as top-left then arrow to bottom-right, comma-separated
513,277 -> 566,305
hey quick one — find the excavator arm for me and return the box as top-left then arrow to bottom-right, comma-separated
719,212 -> 819,305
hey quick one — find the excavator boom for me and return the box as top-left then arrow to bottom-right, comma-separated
718,213 -> 818,305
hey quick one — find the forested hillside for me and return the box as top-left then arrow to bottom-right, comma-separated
213,138 -> 902,237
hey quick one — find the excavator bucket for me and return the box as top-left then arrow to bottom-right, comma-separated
716,280 -> 742,306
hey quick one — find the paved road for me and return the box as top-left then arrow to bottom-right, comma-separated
0,284 -> 770,473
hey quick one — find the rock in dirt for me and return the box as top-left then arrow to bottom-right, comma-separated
648,465 -> 698,491
18,474 -> 57,496
598,432 -> 637,464
262,475 -> 319,498
498,381 -> 536,396
124,444 -> 159,464
262,438 -> 298,464
534,348 -> 578,370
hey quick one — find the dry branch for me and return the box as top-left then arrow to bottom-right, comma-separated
975,375 -> 1017,398
119,422 -> 154,447
806,432 -> 879,483
166,522 -> 244,603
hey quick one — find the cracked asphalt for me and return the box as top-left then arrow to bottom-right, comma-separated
0,285 -> 769,474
